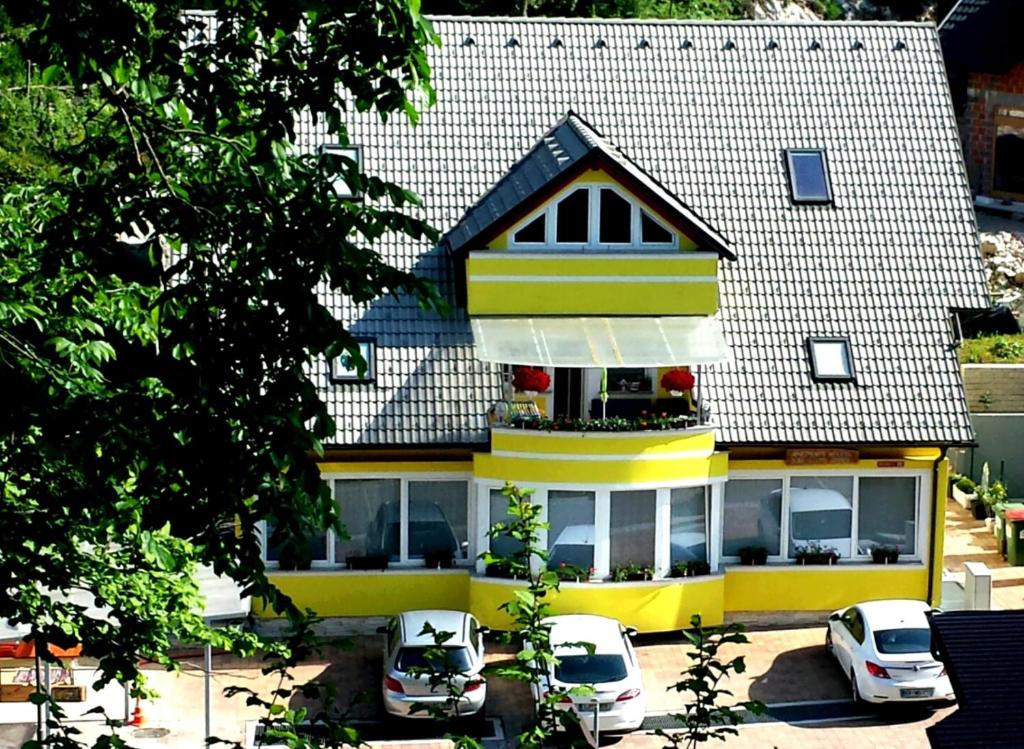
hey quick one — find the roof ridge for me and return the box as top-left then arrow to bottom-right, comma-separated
425,15 -> 936,28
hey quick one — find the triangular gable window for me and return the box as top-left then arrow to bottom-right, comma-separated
508,184 -> 677,250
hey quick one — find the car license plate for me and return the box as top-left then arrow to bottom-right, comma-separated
900,688 -> 933,699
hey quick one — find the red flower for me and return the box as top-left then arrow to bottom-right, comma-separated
661,369 -> 695,392
512,366 -> 551,393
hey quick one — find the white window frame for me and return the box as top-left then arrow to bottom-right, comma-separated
507,183 -> 678,252
318,144 -> 363,200
721,469 -> 930,564
262,473 -> 473,570
475,478 -> 721,578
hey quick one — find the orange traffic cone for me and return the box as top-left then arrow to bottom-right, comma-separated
128,698 -> 145,727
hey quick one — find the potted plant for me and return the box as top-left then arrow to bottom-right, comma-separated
794,543 -> 840,565
671,560 -> 711,578
512,366 -> 550,395
552,562 -> 593,583
611,562 -> 655,582
660,369 -> 695,397
870,544 -> 900,564
424,549 -> 455,569
345,553 -> 389,571
952,476 -> 979,513
738,546 -> 768,566
484,560 -> 516,579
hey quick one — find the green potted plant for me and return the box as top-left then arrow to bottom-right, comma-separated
794,542 -> 840,565
276,542 -> 313,571
671,560 -> 711,578
611,562 -> 655,582
869,544 -> 900,564
552,562 -> 593,583
424,549 -> 455,569
738,546 -> 768,566
953,476 -> 980,515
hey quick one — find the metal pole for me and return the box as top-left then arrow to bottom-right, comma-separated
124,682 -> 131,723
204,641 -> 212,741
34,650 -> 42,743
43,650 -> 51,740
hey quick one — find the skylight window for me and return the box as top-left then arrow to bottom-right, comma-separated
785,149 -> 832,204
319,144 -> 363,199
330,339 -> 375,383
807,337 -> 854,382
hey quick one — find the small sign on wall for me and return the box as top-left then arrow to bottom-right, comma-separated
785,448 -> 860,466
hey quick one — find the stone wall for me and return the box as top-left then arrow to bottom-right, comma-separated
959,61 -> 1024,195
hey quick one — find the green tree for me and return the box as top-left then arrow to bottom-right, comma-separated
0,0 -> 441,734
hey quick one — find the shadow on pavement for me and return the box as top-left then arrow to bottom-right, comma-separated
748,644 -> 849,706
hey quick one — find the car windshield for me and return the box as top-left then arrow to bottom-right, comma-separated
396,647 -> 473,673
791,510 -> 851,539
873,628 -> 931,654
554,654 -> 628,684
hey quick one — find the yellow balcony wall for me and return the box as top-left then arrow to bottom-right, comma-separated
475,427 -> 727,485
466,252 -> 719,316
469,575 -> 725,632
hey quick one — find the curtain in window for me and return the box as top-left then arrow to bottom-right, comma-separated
723,479 -> 782,557
334,479 -> 401,561
610,490 -> 656,568
670,487 -> 707,565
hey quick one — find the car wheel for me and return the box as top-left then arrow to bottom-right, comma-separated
825,628 -> 834,658
850,669 -> 862,705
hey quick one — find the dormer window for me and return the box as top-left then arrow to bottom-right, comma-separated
785,149 -> 832,205
807,337 -> 854,382
508,184 -> 677,250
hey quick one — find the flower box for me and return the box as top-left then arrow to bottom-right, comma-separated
870,546 -> 900,564
797,553 -> 840,565
345,554 -> 389,571
952,483 -> 977,510
738,547 -> 768,566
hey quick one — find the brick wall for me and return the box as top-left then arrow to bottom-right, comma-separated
959,61 -> 1024,195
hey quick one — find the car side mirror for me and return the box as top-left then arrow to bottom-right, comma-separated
376,625 -> 388,635
477,625 -> 491,636
828,613 -> 841,622
625,627 -> 639,638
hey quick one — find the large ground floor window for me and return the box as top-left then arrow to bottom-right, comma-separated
483,482 -> 714,579
264,474 -> 471,568
723,471 -> 927,562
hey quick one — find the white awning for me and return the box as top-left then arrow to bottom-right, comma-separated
471,316 -> 731,367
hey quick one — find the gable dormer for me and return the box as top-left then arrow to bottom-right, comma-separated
442,113 -> 733,317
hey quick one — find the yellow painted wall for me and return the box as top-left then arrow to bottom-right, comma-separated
475,448 -> 728,485
487,168 -> 698,252
468,576 -> 725,632
261,571 -> 470,617
466,278 -> 718,316
724,566 -> 929,612
491,427 -> 714,456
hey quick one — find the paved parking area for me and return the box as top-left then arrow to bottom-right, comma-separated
3,623 -> 951,749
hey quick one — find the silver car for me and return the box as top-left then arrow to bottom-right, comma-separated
380,610 -> 488,718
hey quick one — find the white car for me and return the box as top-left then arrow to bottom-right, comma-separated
533,614 -> 646,734
380,610 -> 488,718
826,599 -> 955,704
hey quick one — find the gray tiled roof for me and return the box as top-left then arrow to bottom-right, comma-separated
304,17 -> 989,448
441,112 -> 733,258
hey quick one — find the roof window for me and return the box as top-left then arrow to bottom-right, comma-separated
318,144 -> 363,199
330,339 -> 375,383
807,337 -> 854,382
785,149 -> 832,204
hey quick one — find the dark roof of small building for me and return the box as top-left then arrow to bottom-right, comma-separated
927,610 -> 1024,749
939,0 -> 1024,73
292,18 -> 988,448
440,111 -> 734,259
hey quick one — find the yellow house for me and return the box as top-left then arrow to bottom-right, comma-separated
262,18 -> 990,632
